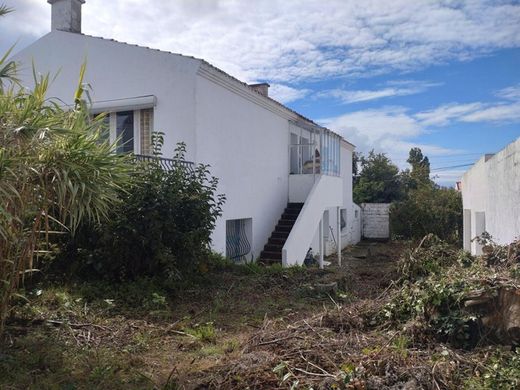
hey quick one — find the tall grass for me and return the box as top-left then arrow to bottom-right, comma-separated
0,62 -> 131,336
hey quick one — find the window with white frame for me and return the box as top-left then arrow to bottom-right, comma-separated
95,108 -> 153,155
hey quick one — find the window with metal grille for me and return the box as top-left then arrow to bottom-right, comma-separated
226,218 -> 252,262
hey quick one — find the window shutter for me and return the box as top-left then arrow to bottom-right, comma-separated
140,108 -> 153,155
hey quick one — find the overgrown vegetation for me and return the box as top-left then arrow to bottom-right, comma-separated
354,147 -> 463,243
0,62 -> 130,335
59,134 -> 225,281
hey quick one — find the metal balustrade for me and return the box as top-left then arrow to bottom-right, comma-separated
226,219 -> 252,262
134,154 -> 195,172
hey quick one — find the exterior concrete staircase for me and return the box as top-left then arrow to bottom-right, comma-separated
259,203 -> 304,265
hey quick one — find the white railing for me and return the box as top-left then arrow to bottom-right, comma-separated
282,175 -> 343,266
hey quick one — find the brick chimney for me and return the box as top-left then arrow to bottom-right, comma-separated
249,83 -> 270,97
48,0 -> 85,33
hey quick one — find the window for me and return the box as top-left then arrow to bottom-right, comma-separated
226,218 -> 252,262
116,111 -> 134,154
319,130 -> 341,176
97,109 -> 153,155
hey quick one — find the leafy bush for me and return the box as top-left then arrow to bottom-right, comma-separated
390,184 -> 463,244
464,348 -> 520,389
63,134 -> 225,281
379,236 -> 499,348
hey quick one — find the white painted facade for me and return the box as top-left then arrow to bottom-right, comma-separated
11,0 -> 360,266
461,137 -> 520,255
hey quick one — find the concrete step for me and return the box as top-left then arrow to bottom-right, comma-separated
274,225 -> 292,232
264,244 -> 283,252
268,237 -> 286,245
260,250 -> 282,260
281,212 -> 299,220
284,208 -> 301,216
271,232 -> 289,239
278,219 -> 296,226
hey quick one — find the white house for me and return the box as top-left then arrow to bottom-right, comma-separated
461,137 -> 520,255
12,0 -> 361,267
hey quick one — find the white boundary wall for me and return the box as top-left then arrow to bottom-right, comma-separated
361,203 -> 391,240
462,137 -> 520,254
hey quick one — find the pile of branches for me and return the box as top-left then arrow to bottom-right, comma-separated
195,235 -> 520,389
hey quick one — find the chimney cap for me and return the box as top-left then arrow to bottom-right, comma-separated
48,0 -> 85,4
249,82 -> 270,88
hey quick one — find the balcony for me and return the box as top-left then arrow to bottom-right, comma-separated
134,154 -> 195,172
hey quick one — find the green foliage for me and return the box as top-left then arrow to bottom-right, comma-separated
406,147 -> 430,188
464,348 -> 520,389
353,150 -> 403,203
184,322 -> 217,343
0,60 -> 130,335
378,236 -> 517,349
390,183 -> 463,244
397,234 -> 468,281
63,134 -> 225,281
354,146 -> 462,243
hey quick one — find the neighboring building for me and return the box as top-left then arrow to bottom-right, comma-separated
12,0 -> 360,267
461,137 -> 520,255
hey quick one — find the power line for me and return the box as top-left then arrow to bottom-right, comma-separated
430,163 -> 474,172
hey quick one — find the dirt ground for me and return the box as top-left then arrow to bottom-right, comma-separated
0,241 -> 407,389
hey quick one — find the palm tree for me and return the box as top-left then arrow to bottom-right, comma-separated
0,4 -> 17,90
0,7 -> 132,335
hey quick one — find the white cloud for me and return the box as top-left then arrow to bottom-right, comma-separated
496,83 -> 520,101
415,102 -> 485,126
460,102 -> 520,123
415,98 -> 520,126
319,104 -> 481,186
3,0 -> 520,83
268,84 -> 310,104
318,80 -> 441,104
320,107 -> 462,172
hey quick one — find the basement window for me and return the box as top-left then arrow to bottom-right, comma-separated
226,218 -> 252,263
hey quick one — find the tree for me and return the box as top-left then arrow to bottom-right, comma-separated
406,147 -> 431,188
353,150 -> 403,204
391,147 -> 462,243
390,184 -> 463,244
0,5 -> 17,90
0,55 -> 130,335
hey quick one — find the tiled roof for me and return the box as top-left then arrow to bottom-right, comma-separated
77,32 -> 348,142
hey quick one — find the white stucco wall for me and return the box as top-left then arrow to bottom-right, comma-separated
309,142 -> 358,257
194,73 -> 291,258
12,31 -> 201,160
461,137 -> 520,254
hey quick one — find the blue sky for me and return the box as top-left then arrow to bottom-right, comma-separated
2,0 -> 520,185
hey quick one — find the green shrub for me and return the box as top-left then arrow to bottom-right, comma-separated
464,348 -> 520,389
390,184 -> 463,244
62,134 -> 225,281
